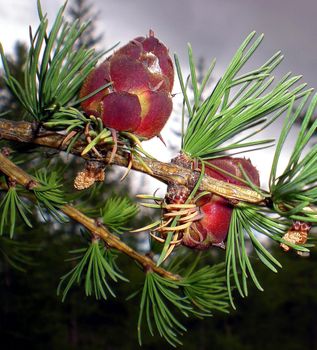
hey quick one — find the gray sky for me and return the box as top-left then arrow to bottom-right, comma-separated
1,0 -> 316,84
0,0 -> 316,192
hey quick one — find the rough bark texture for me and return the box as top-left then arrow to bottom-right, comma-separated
0,118 -> 264,204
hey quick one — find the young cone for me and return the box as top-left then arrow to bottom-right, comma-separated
80,30 -> 174,139
165,155 -> 260,250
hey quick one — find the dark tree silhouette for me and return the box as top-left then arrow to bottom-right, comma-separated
67,0 -> 103,50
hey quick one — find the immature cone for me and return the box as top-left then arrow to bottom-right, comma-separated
80,30 -> 174,139
166,156 -> 260,250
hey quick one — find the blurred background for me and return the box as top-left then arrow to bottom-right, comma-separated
0,0 -> 317,349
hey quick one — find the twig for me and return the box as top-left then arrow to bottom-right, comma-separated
0,152 -> 180,281
0,118 -> 264,203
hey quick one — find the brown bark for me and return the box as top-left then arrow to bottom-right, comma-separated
0,152 -> 180,281
0,118 -> 264,204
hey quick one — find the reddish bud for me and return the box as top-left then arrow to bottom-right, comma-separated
186,157 -> 259,249
80,31 -> 174,139
166,156 -> 260,250
183,196 -> 232,250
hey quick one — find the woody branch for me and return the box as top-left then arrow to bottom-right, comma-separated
0,152 -> 180,281
0,118 -> 264,204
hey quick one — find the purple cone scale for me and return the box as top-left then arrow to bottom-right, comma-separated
80,30 -> 174,139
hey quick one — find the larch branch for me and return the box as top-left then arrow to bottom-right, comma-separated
0,118 -> 265,203
0,152 -> 180,281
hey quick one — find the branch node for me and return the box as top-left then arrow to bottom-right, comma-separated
94,218 -> 103,227
92,234 -> 101,242
26,179 -> 37,190
8,177 -> 17,188
1,147 -> 11,157
74,160 -> 106,190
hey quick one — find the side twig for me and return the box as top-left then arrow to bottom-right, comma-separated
0,152 -> 180,281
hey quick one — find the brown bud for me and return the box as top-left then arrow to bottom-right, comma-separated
74,161 -> 105,190
280,220 -> 311,254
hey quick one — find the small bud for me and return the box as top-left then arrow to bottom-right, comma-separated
280,220 -> 311,253
74,161 -> 105,190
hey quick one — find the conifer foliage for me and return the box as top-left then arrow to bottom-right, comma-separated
0,1 -> 317,347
